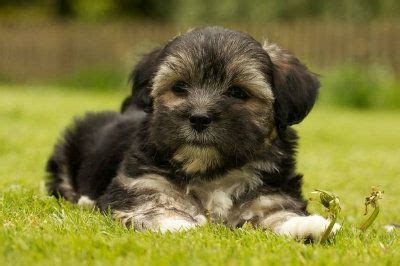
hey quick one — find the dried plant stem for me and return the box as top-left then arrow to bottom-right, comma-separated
359,204 -> 380,232
310,190 -> 341,243
359,187 -> 383,232
321,216 -> 337,243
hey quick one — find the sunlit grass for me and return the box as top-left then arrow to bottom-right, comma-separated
1,85 -> 399,265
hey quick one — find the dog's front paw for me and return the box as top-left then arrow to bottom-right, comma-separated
158,217 -> 198,233
113,210 -> 206,233
158,214 -> 207,233
275,215 -> 341,241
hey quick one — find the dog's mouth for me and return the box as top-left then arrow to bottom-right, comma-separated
183,137 -> 216,147
186,139 -> 214,147
179,125 -> 217,146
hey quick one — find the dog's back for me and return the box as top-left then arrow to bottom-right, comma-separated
46,109 -> 146,202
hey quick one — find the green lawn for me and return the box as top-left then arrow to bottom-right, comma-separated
1,85 -> 399,265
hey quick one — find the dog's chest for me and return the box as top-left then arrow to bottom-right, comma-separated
186,167 -> 263,222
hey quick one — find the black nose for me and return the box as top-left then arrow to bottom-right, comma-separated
189,113 -> 212,131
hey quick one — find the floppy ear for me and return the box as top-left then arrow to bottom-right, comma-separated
121,48 -> 164,113
264,43 -> 319,129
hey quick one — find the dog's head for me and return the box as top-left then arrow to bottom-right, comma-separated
129,27 -> 319,176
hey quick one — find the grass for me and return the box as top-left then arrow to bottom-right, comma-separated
0,85 -> 399,265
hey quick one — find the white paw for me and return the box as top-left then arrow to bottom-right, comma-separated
77,195 -> 96,207
158,217 -> 198,233
384,224 -> 399,232
275,215 -> 341,240
194,214 -> 208,225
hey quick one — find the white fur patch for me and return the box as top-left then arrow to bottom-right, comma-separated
158,217 -> 198,233
187,167 -> 263,221
205,190 -> 233,220
77,196 -> 96,207
194,214 -> 208,225
275,215 -> 341,240
384,224 -> 398,232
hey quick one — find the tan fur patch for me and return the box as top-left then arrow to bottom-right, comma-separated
245,98 -> 265,113
262,41 -> 293,77
243,98 -> 274,128
151,54 -> 194,98
227,56 -> 274,102
173,145 -> 221,174
263,127 -> 278,146
158,90 -> 186,109
263,41 -> 291,62
238,77 -> 274,102
151,65 -> 179,98
269,127 -> 278,140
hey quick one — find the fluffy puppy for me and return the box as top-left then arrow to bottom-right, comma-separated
46,27 -> 340,240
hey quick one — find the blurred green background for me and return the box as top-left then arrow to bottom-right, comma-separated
0,0 -> 399,109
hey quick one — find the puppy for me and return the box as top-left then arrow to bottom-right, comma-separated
46,27 -> 339,240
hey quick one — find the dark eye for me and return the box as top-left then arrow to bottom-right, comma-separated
171,81 -> 188,95
227,86 -> 249,100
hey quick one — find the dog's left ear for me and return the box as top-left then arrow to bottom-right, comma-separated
264,43 -> 320,129
121,48 -> 164,113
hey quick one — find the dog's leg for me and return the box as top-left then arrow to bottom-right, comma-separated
98,174 -> 206,232
231,194 -> 340,241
